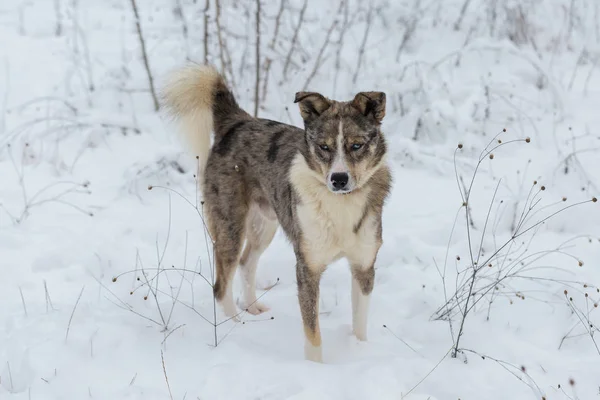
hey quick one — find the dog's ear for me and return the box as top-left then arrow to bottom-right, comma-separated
294,92 -> 332,121
351,92 -> 386,123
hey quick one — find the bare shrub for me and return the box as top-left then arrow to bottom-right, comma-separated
431,131 -> 598,358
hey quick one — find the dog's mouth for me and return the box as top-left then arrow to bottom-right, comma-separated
328,186 -> 354,195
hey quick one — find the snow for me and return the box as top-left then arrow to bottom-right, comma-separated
1,0 -> 600,399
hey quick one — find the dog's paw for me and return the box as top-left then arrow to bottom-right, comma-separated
244,302 -> 270,315
221,301 -> 240,322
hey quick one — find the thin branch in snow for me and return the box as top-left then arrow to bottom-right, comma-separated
352,4 -> 374,85
254,0 -> 261,117
65,286 -> 86,343
333,0 -> 350,97
396,0 -> 420,63
161,350 -> 174,400
261,0 -> 285,104
283,0 -> 308,80
44,280 -> 55,312
54,0 -> 62,36
129,0 -> 160,111
173,0 -> 191,61
303,15 -> 338,91
19,286 -> 28,317
203,0 -> 210,64
454,0 -> 472,31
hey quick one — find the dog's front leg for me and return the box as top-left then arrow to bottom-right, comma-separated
347,235 -> 381,341
296,257 -> 324,363
350,265 -> 375,341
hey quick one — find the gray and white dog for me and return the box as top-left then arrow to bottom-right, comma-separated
161,64 -> 391,362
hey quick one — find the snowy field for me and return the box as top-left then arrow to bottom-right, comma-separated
1,0 -> 600,398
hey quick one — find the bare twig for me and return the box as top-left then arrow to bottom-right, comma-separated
261,0 -> 285,103
396,0 -> 420,63
303,16 -> 338,91
162,324 -> 186,345
333,0 -> 350,96
54,0 -> 63,36
282,0 -> 308,80
254,0 -> 261,117
6,361 -> 14,392
203,0 -> 210,64
129,0 -> 160,111
44,280 -> 55,312
19,286 -> 28,317
215,0 -> 227,75
173,0 -> 191,61
352,4 -> 374,84
65,286 -> 86,342
454,0 -> 472,31
161,350 -> 174,400
401,347 -> 453,399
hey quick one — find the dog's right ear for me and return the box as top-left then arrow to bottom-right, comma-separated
294,92 -> 331,121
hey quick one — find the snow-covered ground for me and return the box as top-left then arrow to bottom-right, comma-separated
1,0 -> 600,398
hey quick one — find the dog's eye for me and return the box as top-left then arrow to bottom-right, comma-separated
351,143 -> 363,151
319,144 -> 330,151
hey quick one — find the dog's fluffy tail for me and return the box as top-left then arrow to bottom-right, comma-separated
161,63 -> 245,188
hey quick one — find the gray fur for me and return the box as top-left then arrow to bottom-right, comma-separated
161,64 -> 392,362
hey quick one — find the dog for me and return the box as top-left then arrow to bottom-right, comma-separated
161,63 -> 391,362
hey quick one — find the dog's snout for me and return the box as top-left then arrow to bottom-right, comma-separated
330,172 -> 349,190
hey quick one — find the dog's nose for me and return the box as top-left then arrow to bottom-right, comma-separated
330,172 -> 349,190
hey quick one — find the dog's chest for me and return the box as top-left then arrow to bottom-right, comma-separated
296,190 -> 377,268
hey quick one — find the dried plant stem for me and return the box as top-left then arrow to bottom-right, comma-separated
54,0 -> 62,36
283,0 -> 308,79
401,346 -> 453,399
161,350 -> 174,400
174,0 -> 191,60
65,286 -> 85,342
19,286 -> 28,317
129,0 -> 160,111
303,16 -> 338,90
44,280 -> 55,312
333,0 -> 349,96
254,0 -> 261,117
352,4 -> 374,84
396,0 -> 420,63
215,0 -> 227,74
261,0 -> 285,103
454,0 -> 472,31
203,0 -> 210,64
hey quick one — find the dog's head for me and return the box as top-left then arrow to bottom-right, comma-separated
294,91 -> 387,194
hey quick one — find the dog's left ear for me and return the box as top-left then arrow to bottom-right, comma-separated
294,92 -> 332,122
351,92 -> 386,123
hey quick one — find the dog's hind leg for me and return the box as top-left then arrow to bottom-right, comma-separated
207,200 -> 248,321
238,203 -> 278,315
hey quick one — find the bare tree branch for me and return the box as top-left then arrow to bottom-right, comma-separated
303,16 -> 338,91
353,4 -> 374,84
129,0 -> 160,111
254,0 -> 261,117
283,0 -> 308,80
261,0 -> 285,103
203,0 -> 210,64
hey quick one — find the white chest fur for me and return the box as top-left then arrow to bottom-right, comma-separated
289,154 -> 380,270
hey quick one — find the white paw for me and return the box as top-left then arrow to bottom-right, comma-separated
304,340 -> 323,363
353,328 -> 367,341
221,300 -> 240,322
244,302 -> 270,315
